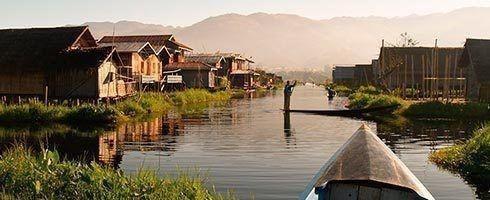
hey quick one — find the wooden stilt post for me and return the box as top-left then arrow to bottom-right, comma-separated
44,86 -> 48,105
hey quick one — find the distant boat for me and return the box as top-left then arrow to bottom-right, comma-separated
286,105 -> 399,117
300,124 -> 435,200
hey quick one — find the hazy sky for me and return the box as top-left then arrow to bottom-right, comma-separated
2,0 -> 490,28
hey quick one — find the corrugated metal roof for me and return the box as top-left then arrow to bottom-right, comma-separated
165,62 -> 213,71
99,42 -> 155,53
186,54 -> 225,66
98,35 -> 192,54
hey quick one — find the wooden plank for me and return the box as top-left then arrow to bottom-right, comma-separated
329,183 -> 359,200
380,187 -> 416,200
358,186 -> 381,200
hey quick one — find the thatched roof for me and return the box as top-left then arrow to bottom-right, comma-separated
459,39 -> 490,83
165,62 -> 213,71
98,35 -> 192,55
59,46 -> 119,69
308,124 -> 434,200
379,46 -> 463,60
186,54 -> 226,66
0,26 -> 97,70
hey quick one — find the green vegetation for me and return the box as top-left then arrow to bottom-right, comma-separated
0,89 -> 232,125
328,84 -> 353,97
0,146 -> 235,200
0,103 -> 122,125
429,123 -> 490,185
347,86 -> 406,111
172,89 -> 231,105
401,101 -> 490,119
344,86 -> 490,120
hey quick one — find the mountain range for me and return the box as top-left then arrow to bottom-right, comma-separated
83,7 -> 490,70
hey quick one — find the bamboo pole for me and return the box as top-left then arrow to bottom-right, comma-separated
422,54 -> 426,100
44,85 -> 48,105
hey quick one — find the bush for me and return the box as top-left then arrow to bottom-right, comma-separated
0,146 -> 234,200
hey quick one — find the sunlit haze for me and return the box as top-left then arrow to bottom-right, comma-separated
2,0 -> 490,28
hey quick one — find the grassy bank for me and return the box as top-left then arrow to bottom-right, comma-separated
347,86 -> 406,111
345,86 -> 490,119
0,89 -> 232,125
401,101 -> 490,119
0,103 -> 122,125
0,146 -> 234,200
429,123 -> 490,186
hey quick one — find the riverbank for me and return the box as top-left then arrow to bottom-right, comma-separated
429,124 -> 490,190
342,85 -> 490,119
0,89 -> 231,125
0,146 -> 235,200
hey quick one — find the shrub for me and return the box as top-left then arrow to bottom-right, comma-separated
0,146 -> 234,200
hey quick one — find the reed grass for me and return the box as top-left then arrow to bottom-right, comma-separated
330,84 -> 353,97
402,101 -> 490,119
0,146 -> 236,200
0,89 -> 232,125
347,87 -> 406,110
429,123 -> 490,184
171,89 -> 231,105
0,102 -> 123,124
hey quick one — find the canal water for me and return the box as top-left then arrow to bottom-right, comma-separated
0,86 -> 486,199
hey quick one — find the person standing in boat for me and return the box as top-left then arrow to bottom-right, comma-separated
284,80 -> 297,111
326,87 -> 336,101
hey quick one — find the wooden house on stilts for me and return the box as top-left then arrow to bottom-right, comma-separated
98,40 -> 162,91
459,39 -> 490,102
0,26 -> 129,101
165,62 -> 217,89
377,46 -> 465,100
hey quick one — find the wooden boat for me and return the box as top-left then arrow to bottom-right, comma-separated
300,124 -> 435,200
286,105 -> 399,117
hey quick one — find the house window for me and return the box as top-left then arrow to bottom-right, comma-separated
140,61 -> 145,73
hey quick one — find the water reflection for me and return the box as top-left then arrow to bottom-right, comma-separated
0,87 -> 486,199
283,112 -> 297,148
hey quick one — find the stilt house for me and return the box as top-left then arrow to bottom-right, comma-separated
165,62 -> 217,89
99,35 -> 192,66
378,47 -> 464,99
98,41 -> 161,88
0,26 -> 127,99
459,39 -> 490,102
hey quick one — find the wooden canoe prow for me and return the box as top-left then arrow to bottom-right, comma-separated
300,124 -> 435,200
286,105 -> 399,117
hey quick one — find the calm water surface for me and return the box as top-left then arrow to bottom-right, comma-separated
0,86 -> 485,200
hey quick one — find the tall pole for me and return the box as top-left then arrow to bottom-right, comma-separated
44,85 -> 48,105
